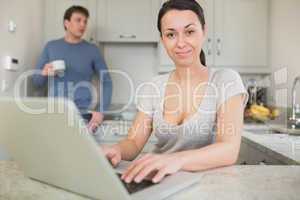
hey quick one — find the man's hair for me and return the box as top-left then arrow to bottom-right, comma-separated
63,5 -> 89,30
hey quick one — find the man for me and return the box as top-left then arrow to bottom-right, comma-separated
33,6 -> 112,131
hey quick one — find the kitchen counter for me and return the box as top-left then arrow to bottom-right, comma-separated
243,124 -> 300,165
1,161 -> 300,200
96,121 -> 300,164
2,121 -> 300,199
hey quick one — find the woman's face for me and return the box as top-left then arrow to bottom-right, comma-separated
160,10 -> 206,67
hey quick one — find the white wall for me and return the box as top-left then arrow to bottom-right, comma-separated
102,43 -> 158,105
0,0 -> 45,159
0,0 -> 45,97
269,0 -> 300,107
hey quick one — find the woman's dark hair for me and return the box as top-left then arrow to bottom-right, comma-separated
157,0 -> 206,66
63,5 -> 90,30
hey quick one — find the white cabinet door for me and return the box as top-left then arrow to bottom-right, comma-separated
97,0 -> 160,42
214,0 -> 269,68
200,0 -> 214,67
44,0 -> 97,43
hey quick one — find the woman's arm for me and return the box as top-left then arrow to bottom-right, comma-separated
104,111 -> 153,162
121,94 -> 246,183
176,94 -> 245,171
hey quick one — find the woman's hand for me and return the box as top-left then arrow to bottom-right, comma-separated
101,144 -> 122,167
121,153 -> 184,183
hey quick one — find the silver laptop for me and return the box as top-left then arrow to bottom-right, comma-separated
0,98 -> 200,200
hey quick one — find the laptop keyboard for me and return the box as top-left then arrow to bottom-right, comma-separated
117,173 -> 156,194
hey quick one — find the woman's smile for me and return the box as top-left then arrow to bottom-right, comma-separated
175,49 -> 193,58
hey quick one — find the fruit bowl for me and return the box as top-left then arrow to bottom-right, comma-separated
244,104 -> 280,123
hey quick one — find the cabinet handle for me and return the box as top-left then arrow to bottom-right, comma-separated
259,159 -> 267,165
216,38 -> 221,56
240,161 -> 248,165
207,38 -> 212,55
119,34 -> 136,39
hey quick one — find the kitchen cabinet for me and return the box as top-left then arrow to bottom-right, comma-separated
158,0 -> 270,74
214,0 -> 269,69
96,0 -> 160,43
237,140 -> 286,165
44,0 -> 97,43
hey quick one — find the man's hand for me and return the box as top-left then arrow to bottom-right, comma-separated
88,111 -> 104,132
42,63 -> 56,76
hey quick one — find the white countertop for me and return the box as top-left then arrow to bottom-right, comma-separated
1,161 -> 299,200
1,121 -> 300,199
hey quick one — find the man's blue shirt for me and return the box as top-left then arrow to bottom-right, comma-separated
33,38 -> 112,113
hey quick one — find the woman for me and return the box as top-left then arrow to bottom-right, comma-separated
102,0 -> 248,184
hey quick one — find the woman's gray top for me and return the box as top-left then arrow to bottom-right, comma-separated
136,68 -> 248,153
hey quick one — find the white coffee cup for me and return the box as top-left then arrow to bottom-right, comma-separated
52,60 -> 66,73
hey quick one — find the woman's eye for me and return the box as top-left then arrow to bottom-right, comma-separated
186,30 -> 195,35
166,33 -> 175,39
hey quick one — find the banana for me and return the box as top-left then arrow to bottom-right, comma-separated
248,104 -> 279,122
252,115 -> 269,121
252,113 -> 269,121
250,104 -> 270,116
270,108 -> 280,119
248,104 -> 271,122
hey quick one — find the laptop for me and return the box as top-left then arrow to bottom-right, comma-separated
0,98 -> 201,200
